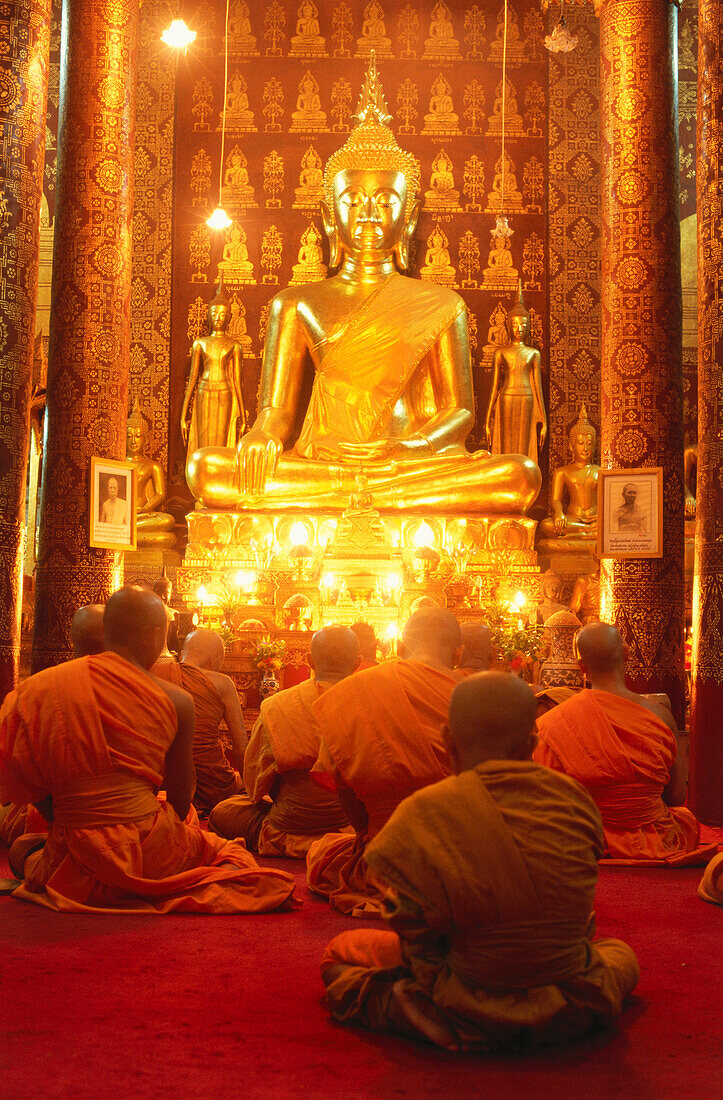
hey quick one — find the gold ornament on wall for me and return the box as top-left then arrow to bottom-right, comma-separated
332,1 -> 354,57
396,77 -> 418,134
463,153 -> 485,211
424,149 -> 462,212
263,0 -> 286,56
463,79 -> 485,135
487,150 -> 523,213
490,3 -> 524,66
458,230 -> 481,289
290,71 -> 328,133
218,224 -> 256,285
419,222 -> 456,287
192,77 -> 213,131
190,224 -> 211,281
262,78 -> 284,133
190,149 -> 212,206
289,223 -> 327,285
293,145 -> 325,209
222,145 -> 257,207
487,77 -> 524,136
261,225 -> 283,284
227,0 -> 258,58
397,4 -> 420,58
356,2 -> 393,60
330,77 -> 352,132
422,2 -> 460,61
220,70 -> 256,133
422,73 -> 460,137
263,150 -> 284,208
464,6 -> 486,58
289,1 -> 327,58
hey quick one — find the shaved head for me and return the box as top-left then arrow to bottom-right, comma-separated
448,672 -> 537,769
401,607 -> 462,668
182,628 -> 225,670
459,623 -> 494,671
103,586 -> 167,668
70,604 -> 105,658
576,622 -> 625,675
309,625 -> 359,680
350,622 -> 377,663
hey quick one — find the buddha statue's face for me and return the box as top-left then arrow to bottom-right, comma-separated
329,168 -> 412,261
209,302 -> 228,331
570,429 -> 594,464
126,423 -> 146,457
509,313 -> 528,342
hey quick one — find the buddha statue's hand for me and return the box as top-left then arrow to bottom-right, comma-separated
236,427 -> 283,494
181,419 -> 189,446
685,491 -> 696,517
554,512 -> 567,535
337,440 -> 395,463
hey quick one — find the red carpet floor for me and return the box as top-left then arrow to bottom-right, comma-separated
1,854 -> 720,1100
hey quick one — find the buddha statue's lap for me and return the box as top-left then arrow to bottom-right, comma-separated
186,55 -> 540,519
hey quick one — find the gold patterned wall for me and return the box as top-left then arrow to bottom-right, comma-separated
166,0 -> 550,501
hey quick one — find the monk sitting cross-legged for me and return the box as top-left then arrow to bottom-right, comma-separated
209,626 -> 357,858
307,607 -> 464,917
152,629 -> 245,812
321,672 -> 640,1052
534,622 -> 716,866
0,586 -> 295,914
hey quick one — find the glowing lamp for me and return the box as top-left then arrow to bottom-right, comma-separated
161,19 -> 196,49
412,521 -> 435,549
206,206 -> 232,231
196,585 -> 208,603
514,591 -> 527,608
289,522 -> 310,547
235,570 -> 256,592
385,572 -> 401,591
385,622 -> 399,639
321,572 -> 337,590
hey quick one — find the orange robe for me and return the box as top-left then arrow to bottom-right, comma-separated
152,660 -> 243,811
321,761 -> 640,1051
307,660 -> 462,917
534,690 -> 716,865
699,852 -> 723,907
209,678 -> 349,858
0,653 -> 295,914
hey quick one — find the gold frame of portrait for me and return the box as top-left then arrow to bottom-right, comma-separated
597,466 -> 663,560
89,456 -> 137,551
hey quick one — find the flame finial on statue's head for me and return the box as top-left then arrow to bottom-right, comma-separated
323,50 -> 420,205
210,275 -> 230,308
508,279 -> 530,322
127,398 -> 148,437
569,401 -> 597,447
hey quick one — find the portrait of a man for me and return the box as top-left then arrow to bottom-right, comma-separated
90,457 -> 136,550
613,482 -> 648,534
99,475 -> 128,527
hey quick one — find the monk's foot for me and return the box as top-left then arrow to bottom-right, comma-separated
8,835 -> 46,879
391,980 -> 459,1051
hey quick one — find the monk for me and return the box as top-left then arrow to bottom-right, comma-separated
0,586 -> 295,913
307,607 -> 464,917
699,852 -> 723,907
321,672 -> 639,1051
350,621 -> 378,670
457,622 -> 494,674
209,626 -> 357,858
152,629 -> 245,812
0,603 -> 106,851
534,622 -> 716,865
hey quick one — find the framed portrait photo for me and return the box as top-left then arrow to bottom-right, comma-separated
89,457 -> 137,551
598,467 -> 663,560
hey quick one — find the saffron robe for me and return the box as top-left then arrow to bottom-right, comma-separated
209,678 -> 349,858
152,661 -> 243,811
534,690 -> 716,865
321,762 -> 640,1051
0,653 -> 295,914
307,660 -> 462,916
699,852 -> 723,907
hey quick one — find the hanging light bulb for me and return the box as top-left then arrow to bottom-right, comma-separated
206,206 -> 232,230
544,2 -> 579,53
161,18 -> 196,50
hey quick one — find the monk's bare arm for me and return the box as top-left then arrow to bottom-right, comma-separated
637,694 -> 687,806
156,681 -> 196,819
213,671 -> 248,761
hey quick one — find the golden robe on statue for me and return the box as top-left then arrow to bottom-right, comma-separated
321,762 -> 640,1050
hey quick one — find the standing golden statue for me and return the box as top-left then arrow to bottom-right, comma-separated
181,282 -> 247,459
538,403 -> 600,544
126,403 -> 177,549
485,285 -> 547,464
186,55 -> 540,515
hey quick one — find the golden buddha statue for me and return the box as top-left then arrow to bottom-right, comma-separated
221,71 -> 255,132
356,1 -> 393,59
186,56 -> 540,515
485,286 -> 546,464
290,71 -> 328,133
293,146 -> 325,209
290,1 -> 327,57
222,147 -> 256,206
125,404 -> 177,550
487,150 -> 523,213
218,224 -> 255,284
290,223 -> 328,284
538,404 -> 600,545
419,223 -> 456,287
684,443 -> 697,516
181,282 -> 247,460
423,74 -> 460,136
482,218 -> 518,291
487,77 -> 524,136
422,2 -> 460,60
424,149 -> 461,213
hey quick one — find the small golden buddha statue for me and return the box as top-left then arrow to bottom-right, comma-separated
538,404 -> 600,544
487,302 -> 509,346
482,218 -> 518,292
356,1 -> 393,59
227,294 -> 254,354
293,146 -> 325,209
290,71 -> 328,133
424,149 -> 461,213
290,223 -> 328,284
218,224 -> 255,284
186,55 -> 540,516
420,223 -> 456,287
222,147 -> 256,206
423,74 -> 460,136
487,150 -> 523,213
289,1 -> 327,57
422,2 -> 460,60
221,71 -> 255,133
485,285 -> 546,464
487,77 -> 524,136
181,282 -> 247,459
125,404 -> 177,550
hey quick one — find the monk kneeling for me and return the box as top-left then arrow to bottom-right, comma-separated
153,629 -> 245,812
534,622 -> 716,865
0,587 -> 295,914
307,608 -> 464,917
321,673 -> 640,1052
209,626 -> 357,858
